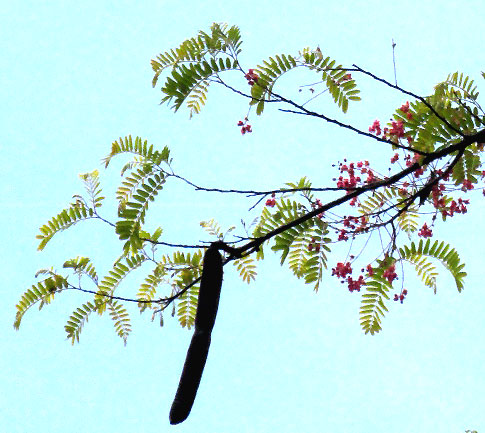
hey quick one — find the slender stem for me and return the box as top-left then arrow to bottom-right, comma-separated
353,64 -> 464,137
392,39 -> 397,86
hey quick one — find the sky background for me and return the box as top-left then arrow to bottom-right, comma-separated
1,1 -> 484,432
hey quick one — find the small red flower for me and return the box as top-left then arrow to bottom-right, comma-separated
383,264 -> 397,283
418,223 -> 433,238
238,118 -> 253,135
244,69 -> 259,85
332,262 -> 353,279
461,179 -> 474,191
265,198 -> 276,207
369,120 -> 382,136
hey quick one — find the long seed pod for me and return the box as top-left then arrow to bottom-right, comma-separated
169,243 -> 223,425
169,330 -> 211,425
194,244 -> 223,333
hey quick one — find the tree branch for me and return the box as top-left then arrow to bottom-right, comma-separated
353,64 -> 464,137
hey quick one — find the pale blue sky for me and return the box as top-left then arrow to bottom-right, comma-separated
1,1 -> 484,432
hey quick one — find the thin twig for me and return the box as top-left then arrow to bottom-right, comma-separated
165,171 -> 356,195
62,128 -> 484,308
278,108 -> 424,154
218,72 -> 431,155
392,39 -> 397,86
353,64 -> 464,137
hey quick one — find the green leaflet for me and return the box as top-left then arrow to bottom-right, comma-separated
268,198 -> 309,262
37,205 -> 95,251
103,135 -> 170,168
303,219 -> 331,292
405,256 -> 438,293
177,285 -> 199,329
77,170 -> 104,209
253,206 -> 283,259
254,195 -> 331,291
65,301 -> 97,345
151,23 -> 242,86
14,274 -> 68,330
65,298 -> 131,345
137,263 -> 166,312
358,187 -> 419,236
95,255 -> 146,309
359,264 -> 393,335
250,54 -> 297,115
63,256 -> 98,284
451,148 -> 482,186
360,240 -> 466,335
116,165 -> 160,214
286,222 -> 331,292
159,249 -> 204,329
175,268 -> 201,329
151,23 -> 241,117
115,172 -> 166,253
285,176 -> 314,200
435,72 -> 480,104
396,72 -> 482,155
250,51 -> 360,115
358,187 -> 400,217
399,239 -> 466,292
233,254 -> 257,284
66,255 -> 145,344
200,218 -> 256,283
300,49 -> 361,109
200,218 -> 225,239
103,135 -> 171,255
152,24 -> 361,117
396,206 -> 419,236
186,79 -> 209,117
36,170 -> 108,251
107,300 -> 131,346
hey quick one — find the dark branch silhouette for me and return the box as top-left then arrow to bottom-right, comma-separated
52,126 -> 484,312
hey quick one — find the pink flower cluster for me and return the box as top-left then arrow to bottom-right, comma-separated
237,118 -> 252,135
331,262 -> 352,279
335,160 -> 374,193
245,69 -> 259,86
418,223 -> 433,238
394,289 -> 408,303
265,192 -> 276,207
368,102 -> 413,144
444,198 -> 469,217
383,263 -> 397,283
399,101 -> 413,120
308,237 -> 321,253
331,261 -> 365,292
312,199 -> 324,219
404,153 -> 425,177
